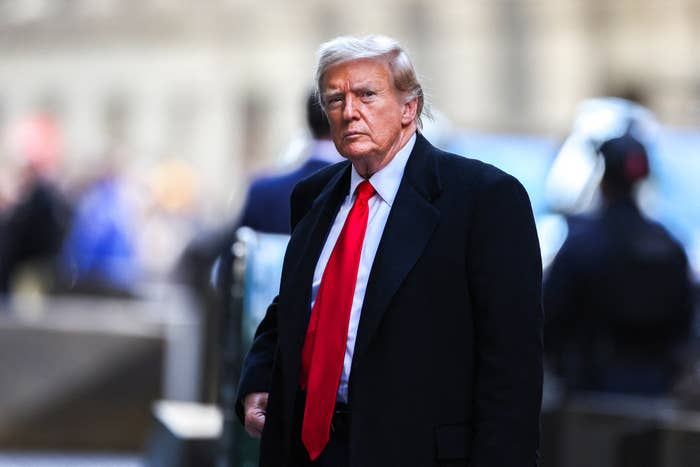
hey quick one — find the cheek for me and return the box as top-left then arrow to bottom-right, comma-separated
372,120 -> 400,140
327,114 -> 341,129
331,133 -> 345,149
329,122 -> 343,140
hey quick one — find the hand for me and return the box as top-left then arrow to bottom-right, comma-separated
243,392 -> 269,438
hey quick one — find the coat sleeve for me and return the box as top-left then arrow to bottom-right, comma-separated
466,170 -> 544,467
235,296 -> 279,423
234,180 -> 312,424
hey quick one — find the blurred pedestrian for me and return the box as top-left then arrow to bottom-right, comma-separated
544,134 -> 693,395
0,115 -> 70,297
0,169 -> 70,295
58,166 -> 140,295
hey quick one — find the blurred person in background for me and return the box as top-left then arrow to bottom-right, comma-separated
544,134 -> 694,395
58,151 -> 140,295
0,114 -> 71,298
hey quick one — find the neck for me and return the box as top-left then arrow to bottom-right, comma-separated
601,181 -> 636,205
351,124 -> 416,178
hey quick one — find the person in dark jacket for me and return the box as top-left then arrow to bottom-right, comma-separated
0,175 -> 69,295
544,134 -> 693,395
0,114 -> 70,297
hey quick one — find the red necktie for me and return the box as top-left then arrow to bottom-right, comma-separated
299,180 -> 376,460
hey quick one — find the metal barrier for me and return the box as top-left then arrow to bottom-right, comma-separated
544,392 -> 700,467
217,228 -> 289,467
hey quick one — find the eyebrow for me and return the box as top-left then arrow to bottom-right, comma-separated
322,90 -> 344,102
350,81 -> 379,91
323,82 -> 381,97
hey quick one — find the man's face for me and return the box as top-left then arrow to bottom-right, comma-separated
321,58 -> 411,163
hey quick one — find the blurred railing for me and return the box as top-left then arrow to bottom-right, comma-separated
0,284 -> 204,451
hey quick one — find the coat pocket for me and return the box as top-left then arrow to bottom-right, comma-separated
434,423 -> 470,462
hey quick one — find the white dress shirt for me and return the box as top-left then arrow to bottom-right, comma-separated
310,133 -> 416,403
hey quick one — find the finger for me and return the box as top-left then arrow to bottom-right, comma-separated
245,422 -> 263,438
244,392 -> 269,412
244,420 -> 261,438
245,424 -> 262,439
245,412 -> 265,438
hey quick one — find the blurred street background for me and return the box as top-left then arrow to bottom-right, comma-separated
0,1 -> 699,466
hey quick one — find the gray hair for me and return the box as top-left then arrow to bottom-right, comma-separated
315,35 -> 428,130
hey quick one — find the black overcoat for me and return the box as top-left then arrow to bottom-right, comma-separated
237,133 -> 543,467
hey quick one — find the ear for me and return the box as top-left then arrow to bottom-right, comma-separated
401,97 -> 418,126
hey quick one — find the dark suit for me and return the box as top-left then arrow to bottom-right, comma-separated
239,159 -> 332,235
237,133 -> 543,466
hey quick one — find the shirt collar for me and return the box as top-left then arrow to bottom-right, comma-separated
349,133 -> 416,207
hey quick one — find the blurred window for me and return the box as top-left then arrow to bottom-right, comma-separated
166,91 -> 198,156
0,96 -> 5,131
240,93 -> 267,169
104,92 -> 131,144
74,0 -> 120,18
2,0 -> 54,24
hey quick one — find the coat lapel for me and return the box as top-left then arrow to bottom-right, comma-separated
279,163 -> 351,353
352,133 -> 442,362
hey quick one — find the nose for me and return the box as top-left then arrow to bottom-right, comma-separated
342,94 -> 358,121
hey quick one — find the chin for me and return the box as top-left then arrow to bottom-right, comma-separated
339,143 -> 372,160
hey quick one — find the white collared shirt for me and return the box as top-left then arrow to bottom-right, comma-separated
310,133 -> 416,403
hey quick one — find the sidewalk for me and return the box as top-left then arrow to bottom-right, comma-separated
0,452 -> 143,467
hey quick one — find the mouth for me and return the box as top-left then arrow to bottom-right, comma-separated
342,131 -> 365,139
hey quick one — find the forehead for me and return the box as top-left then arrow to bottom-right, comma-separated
322,57 -> 393,90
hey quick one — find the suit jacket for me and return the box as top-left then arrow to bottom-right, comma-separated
544,198 -> 692,394
0,179 -> 70,293
239,158 -> 332,235
237,133 -> 543,467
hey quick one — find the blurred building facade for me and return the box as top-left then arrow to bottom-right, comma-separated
0,0 -> 698,224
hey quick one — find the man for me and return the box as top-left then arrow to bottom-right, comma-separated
544,134 -> 692,395
237,35 -> 543,466
238,92 -> 344,234
0,114 -> 70,297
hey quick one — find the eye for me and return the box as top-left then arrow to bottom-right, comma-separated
326,95 -> 344,107
359,90 -> 377,102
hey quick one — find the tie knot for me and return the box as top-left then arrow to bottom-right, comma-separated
356,180 -> 375,203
